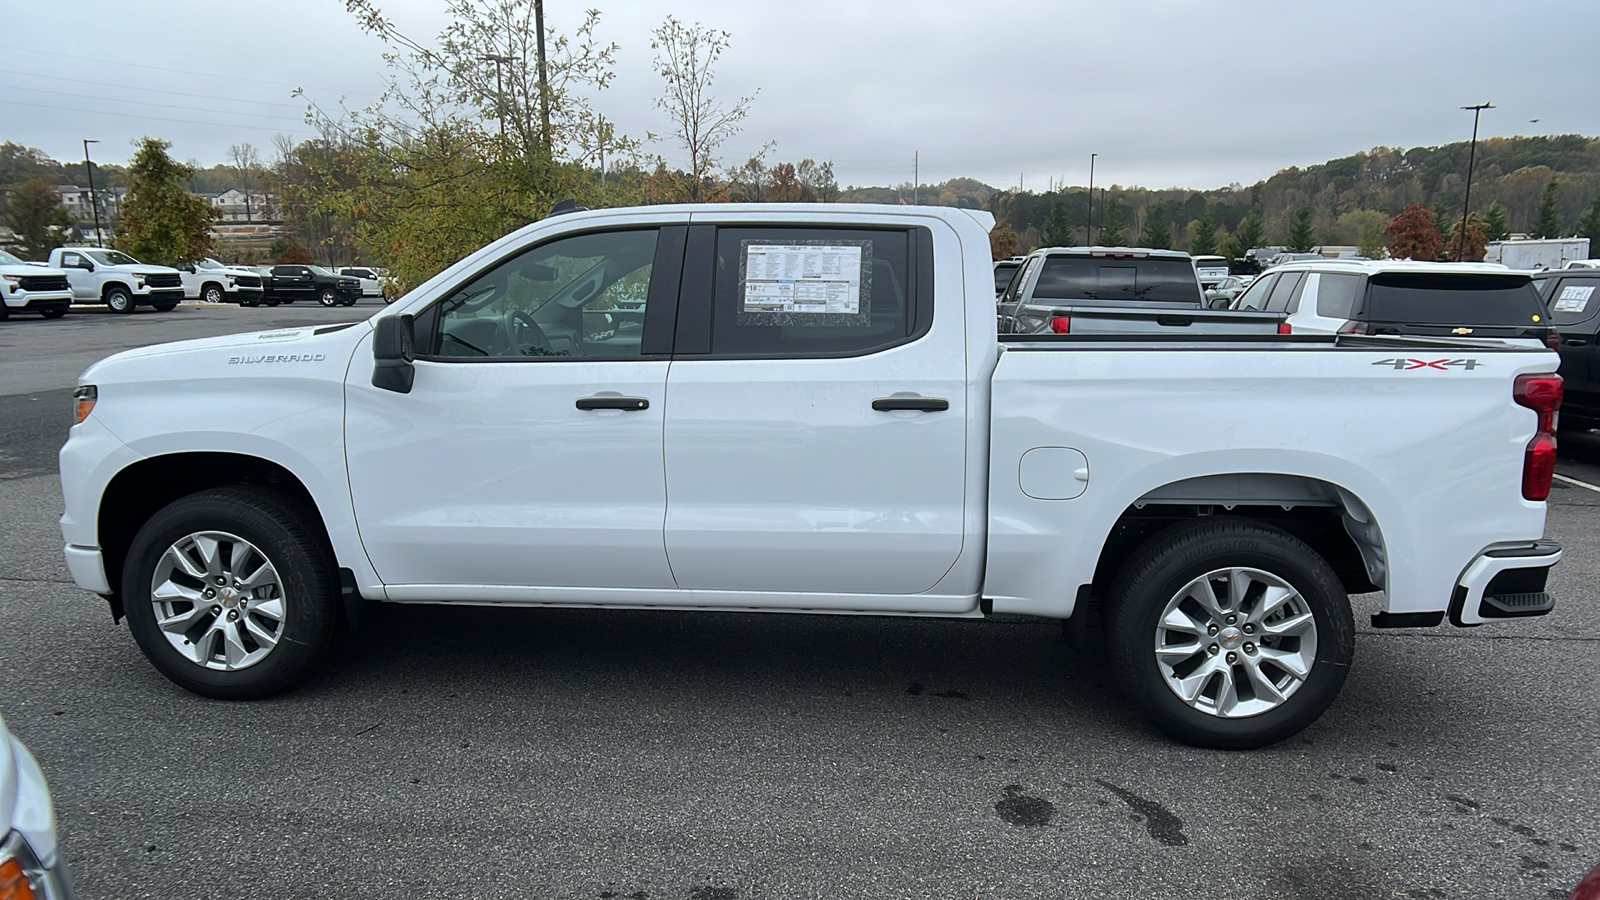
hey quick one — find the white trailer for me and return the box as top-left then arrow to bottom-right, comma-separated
1485,238 -> 1591,270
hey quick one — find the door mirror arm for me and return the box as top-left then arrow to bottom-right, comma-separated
372,314 -> 415,393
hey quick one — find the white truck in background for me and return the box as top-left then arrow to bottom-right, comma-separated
177,258 -> 265,305
46,247 -> 184,313
1486,238 -> 1591,270
58,202 -> 1566,750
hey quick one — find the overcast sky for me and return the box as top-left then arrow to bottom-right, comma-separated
6,0 -> 1599,192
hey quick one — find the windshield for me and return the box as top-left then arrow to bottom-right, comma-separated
993,262 -> 1020,294
86,249 -> 140,266
1363,273 -> 1546,327
197,258 -> 225,270
0,249 -> 24,266
308,265 -> 333,276
1031,255 -> 1203,305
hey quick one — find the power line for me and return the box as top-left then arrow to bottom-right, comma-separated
0,98 -> 314,136
6,47 -> 386,99
0,83 -> 308,123
4,70 -> 308,110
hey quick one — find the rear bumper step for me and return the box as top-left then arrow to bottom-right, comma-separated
1449,541 -> 1562,627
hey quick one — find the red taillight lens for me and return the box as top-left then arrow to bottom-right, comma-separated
1050,316 -> 1071,334
1514,373 -> 1563,501
1337,321 -> 1367,335
1545,331 -> 1560,351
1277,321 -> 1292,334
1522,432 -> 1557,501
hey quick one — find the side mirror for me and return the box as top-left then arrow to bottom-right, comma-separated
371,314 -> 415,394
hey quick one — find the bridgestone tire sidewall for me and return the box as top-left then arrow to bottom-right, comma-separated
1108,519 -> 1355,750
121,489 -> 339,700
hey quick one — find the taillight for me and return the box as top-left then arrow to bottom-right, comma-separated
1050,316 -> 1071,334
1277,322 -> 1292,334
1337,321 -> 1368,335
1514,373 -> 1563,501
1544,331 -> 1560,351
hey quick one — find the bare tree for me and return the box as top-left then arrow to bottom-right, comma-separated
228,142 -> 261,223
651,16 -> 756,201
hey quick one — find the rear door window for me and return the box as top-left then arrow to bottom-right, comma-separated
1233,274 -> 1277,310
1031,255 -> 1202,305
1315,273 -> 1363,320
1265,273 -> 1303,313
1361,273 -> 1547,327
1549,278 -> 1600,328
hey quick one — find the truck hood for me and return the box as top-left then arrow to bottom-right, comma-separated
0,715 -> 58,867
79,322 -> 370,386
0,265 -> 68,277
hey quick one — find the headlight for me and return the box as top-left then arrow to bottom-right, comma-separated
72,385 -> 96,425
0,830 -> 62,900
2,275 -> 18,284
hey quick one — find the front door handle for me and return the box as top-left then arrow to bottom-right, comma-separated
872,397 -> 949,412
576,396 -> 649,411
1564,339 -> 1589,347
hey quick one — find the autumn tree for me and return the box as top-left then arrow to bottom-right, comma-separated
116,137 -> 217,265
1482,200 -> 1511,242
1285,206 -> 1317,253
1041,199 -> 1075,247
1139,201 -> 1172,250
1531,178 -> 1562,238
990,220 -> 1021,260
1578,194 -> 1600,244
1097,196 -> 1127,246
1384,203 -> 1443,261
273,235 -> 314,264
3,177 -> 71,258
1227,212 -> 1266,259
651,16 -> 755,202
796,158 -> 839,202
1445,212 -> 1488,262
1357,225 -> 1387,260
1189,214 -> 1219,256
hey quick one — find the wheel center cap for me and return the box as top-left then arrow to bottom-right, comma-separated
1219,627 -> 1243,648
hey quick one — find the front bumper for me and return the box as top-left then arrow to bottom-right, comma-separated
134,288 -> 185,306
1449,540 -> 1562,626
1,831 -> 74,900
4,290 -> 73,310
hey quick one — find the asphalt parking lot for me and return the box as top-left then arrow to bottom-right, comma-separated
1,301 -> 1597,900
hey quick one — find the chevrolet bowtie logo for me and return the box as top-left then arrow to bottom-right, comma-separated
1452,327 -> 1473,335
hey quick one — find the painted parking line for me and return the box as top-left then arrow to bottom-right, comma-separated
1554,472 -> 1600,493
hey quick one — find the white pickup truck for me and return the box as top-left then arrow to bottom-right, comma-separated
0,248 -> 72,320
177,258 -> 265,305
58,203 -> 1565,749
46,247 -> 185,313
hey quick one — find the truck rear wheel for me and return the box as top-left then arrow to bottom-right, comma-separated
1107,519 -> 1354,750
121,487 -> 341,700
105,286 -> 135,314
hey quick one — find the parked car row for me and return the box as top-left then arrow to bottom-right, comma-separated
239,265 -> 363,308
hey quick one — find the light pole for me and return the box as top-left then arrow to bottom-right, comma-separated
1457,102 -> 1493,261
533,0 -> 551,159
1086,153 -> 1097,245
479,53 -> 513,142
82,139 -> 103,247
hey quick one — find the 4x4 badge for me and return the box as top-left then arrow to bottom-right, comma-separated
1372,358 -> 1481,370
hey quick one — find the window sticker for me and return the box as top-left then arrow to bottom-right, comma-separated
738,240 -> 872,327
1554,284 -> 1594,312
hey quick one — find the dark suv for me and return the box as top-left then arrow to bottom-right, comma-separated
1533,269 -> 1600,429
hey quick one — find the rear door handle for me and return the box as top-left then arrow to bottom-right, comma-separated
576,396 -> 649,411
1565,339 -> 1589,347
872,397 -> 949,412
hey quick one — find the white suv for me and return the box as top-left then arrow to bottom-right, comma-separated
1231,258 -> 1555,346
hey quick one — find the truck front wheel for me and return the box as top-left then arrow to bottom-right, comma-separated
318,288 -> 338,307
105,286 -> 135,314
1107,519 -> 1354,750
121,487 -> 341,700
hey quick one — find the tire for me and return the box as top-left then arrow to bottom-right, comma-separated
0,303 -> 9,321
1107,518 -> 1354,750
152,301 -> 179,312
264,296 -> 281,307
340,296 -> 358,307
318,288 -> 338,307
121,487 -> 342,700
202,284 -> 225,304
40,308 -> 67,319
240,297 -> 260,308
105,286 -> 135,314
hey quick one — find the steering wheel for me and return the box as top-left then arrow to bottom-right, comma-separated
506,309 -> 553,356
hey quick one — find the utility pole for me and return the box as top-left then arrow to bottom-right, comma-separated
82,139 -> 103,247
1457,102 -> 1494,262
479,53 -> 512,142
534,0 -> 551,159
913,151 -> 919,205
1086,152 -> 1097,246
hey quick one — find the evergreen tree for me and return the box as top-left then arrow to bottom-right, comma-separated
1097,196 -> 1128,246
1431,204 -> 1455,241
117,137 -> 217,265
1482,201 -> 1511,242
1040,198 -> 1075,247
1189,214 -> 1218,256
1228,212 -> 1266,260
1531,178 -> 1562,239
1139,201 -> 1172,250
1574,193 -> 1600,244
3,177 -> 71,258
1285,206 -> 1317,253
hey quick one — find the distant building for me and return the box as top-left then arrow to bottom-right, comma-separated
209,189 -> 278,222
56,184 -> 124,223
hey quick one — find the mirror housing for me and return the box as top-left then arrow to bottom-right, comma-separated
371,314 -> 415,394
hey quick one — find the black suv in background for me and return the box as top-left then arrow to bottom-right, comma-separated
261,265 -> 363,307
1533,269 -> 1600,430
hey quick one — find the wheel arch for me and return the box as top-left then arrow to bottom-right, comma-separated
100,279 -> 134,299
98,452 -> 347,620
